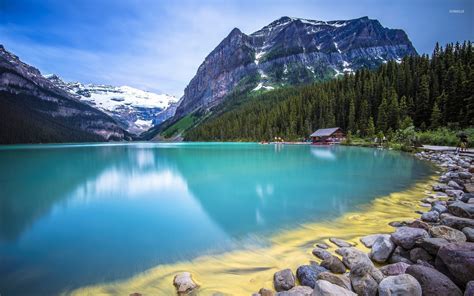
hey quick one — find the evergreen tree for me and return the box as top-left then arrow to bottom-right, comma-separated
430,102 -> 442,129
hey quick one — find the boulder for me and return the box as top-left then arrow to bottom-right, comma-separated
378,274 -> 422,296
433,184 -> 451,192
406,265 -> 462,296
349,263 -> 380,296
462,227 -> 474,242
433,204 -> 448,214
317,272 -> 352,291
370,235 -> 396,263
420,237 -> 449,255
446,189 -> 464,199
296,264 -> 327,288
409,247 -> 433,263
275,286 -> 312,296
459,172 -> 473,179
460,193 -> 474,203
321,255 -> 346,274
448,202 -> 474,219
430,225 -> 467,243
421,210 -> 440,222
391,227 -> 429,249
312,280 -> 356,296
388,246 -> 414,265
435,242 -> 474,287
274,269 -> 296,291
173,272 -> 198,294
465,281 -> 474,296
360,234 -> 385,248
336,247 -> 372,269
465,184 -> 474,193
329,238 -> 353,247
407,220 -> 430,231
441,213 -> 474,230
448,180 -> 464,190
312,248 -> 332,260
379,262 -> 410,276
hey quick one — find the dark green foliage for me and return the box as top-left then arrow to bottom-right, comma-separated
185,41 -> 473,141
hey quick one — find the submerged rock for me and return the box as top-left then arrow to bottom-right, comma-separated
312,248 -> 332,260
329,238 -> 353,247
378,274 -> 422,296
173,272 -> 198,294
391,227 -> 429,249
316,243 -> 329,249
258,288 -> 274,296
274,269 -> 296,292
313,280 -> 356,296
406,265 -> 462,296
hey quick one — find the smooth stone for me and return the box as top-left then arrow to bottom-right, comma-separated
274,269 -> 296,292
416,259 -> 434,269
433,204 -> 448,214
430,225 -> 467,243
466,183 -> 474,193
349,263 -> 380,296
465,281 -> 474,296
379,262 -> 410,276
433,184 -> 451,191
421,210 -> 439,222
448,180 -> 464,190
446,189 -> 465,199
321,255 -> 346,274
420,203 -> 431,208
312,248 -> 332,260
329,238 -> 353,247
173,272 -> 198,294
378,274 -> 422,296
459,172 -> 473,179
407,220 -> 430,231
335,247 -> 373,269
370,234 -> 395,263
406,265 -> 462,296
317,272 -> 352,291
420,237 -> 449,255
296,264 -> 327,288
448,201 -> 474,219
389,221 -> 406,228
275,286 -> 312,296
360,234 -> 385,248
258,288 -> 275,296
441,213 -> 474,230
462,227 -> 474,242
312,280 -> 356,296
409,247 -> 432,263
460,193 -> 474,203
316,243 -> 329,249
435,242 -> 474,287
391,227 -> 429,249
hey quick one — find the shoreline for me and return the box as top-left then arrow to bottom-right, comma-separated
68,151 -> 461,295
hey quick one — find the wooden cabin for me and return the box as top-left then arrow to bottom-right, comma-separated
310,127 -> 345,144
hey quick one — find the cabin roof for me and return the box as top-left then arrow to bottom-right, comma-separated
310,127 -> 341,137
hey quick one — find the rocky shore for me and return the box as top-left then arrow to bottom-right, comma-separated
172,150 -> 474,296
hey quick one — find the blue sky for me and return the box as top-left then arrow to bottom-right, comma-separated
1,0 -> 472,97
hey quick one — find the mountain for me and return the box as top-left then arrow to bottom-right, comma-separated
157,16 -> 416,139
45,74 -> 178,134
0,45 -> 130,144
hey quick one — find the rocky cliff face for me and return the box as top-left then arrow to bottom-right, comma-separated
0,45 -> 130,144
174,16 -> 417,119
45,74 -> 177,134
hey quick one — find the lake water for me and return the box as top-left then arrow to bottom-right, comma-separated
0,143 -> 433,295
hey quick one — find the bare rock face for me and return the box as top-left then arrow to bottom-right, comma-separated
378,274 -> 422,296
173,272 -> 198,294
406,265 -> 462,296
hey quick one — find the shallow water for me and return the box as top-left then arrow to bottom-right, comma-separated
0,143 -> 433,295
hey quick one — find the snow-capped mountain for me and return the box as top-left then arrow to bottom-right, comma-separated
45,74 -> 178,134
173,16 -> 416,119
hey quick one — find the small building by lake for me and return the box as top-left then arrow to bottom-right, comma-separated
310,127 -> 345,144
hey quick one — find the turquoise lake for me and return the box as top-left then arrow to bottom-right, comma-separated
0,143 -> 433,295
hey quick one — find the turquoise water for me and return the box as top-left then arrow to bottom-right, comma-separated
0,143 -> 432,295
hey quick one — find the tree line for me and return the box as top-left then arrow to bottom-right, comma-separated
185,41 -> 473,141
